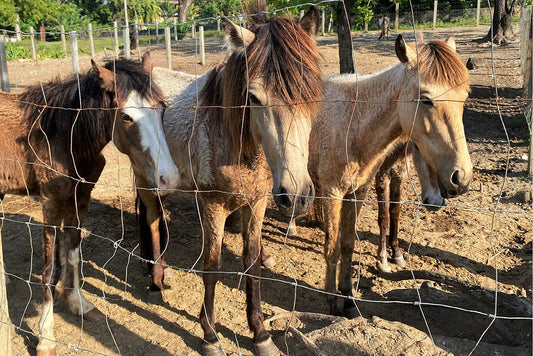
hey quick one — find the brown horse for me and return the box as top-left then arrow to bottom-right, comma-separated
309,35 -> 472,317
0,53 -> 179,356
375,141 -> 445,273
136,7 -> 322,356
378,15 -> 390,40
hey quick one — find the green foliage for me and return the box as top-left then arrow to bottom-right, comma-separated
194,0 -> 242,19
6,41 -> 28,60
0,0 -> 17,30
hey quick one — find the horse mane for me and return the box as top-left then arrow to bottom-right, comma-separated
20,59 -> 165,162
200,16 -> 322,162
413,40 -> 470,91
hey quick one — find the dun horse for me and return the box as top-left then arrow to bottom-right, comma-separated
0,54 -> 178,356
309,35 -> 472,317
136,8 -> 322,356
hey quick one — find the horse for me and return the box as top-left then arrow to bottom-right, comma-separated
0,53 -> 179,356
136,7 -> 322,356
375,141 -> 445,273
308,34 -> 472,317
378,15 -> 390,40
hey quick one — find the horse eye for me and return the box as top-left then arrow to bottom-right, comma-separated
121,113 -> 134,122
420,96 -> 434,106
248,93 -> 261,105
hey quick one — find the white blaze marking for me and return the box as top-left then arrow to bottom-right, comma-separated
123,92 -> 179,189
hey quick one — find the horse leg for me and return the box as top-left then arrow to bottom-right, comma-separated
199,201 -> 227,356
137,189 -> 167,301
242,197 -> 280,356
389,173 -> 406,268
323,195 -> 343,316
376,173 -> 392,273
36,198 -> 63,356
339,188 -> 367,319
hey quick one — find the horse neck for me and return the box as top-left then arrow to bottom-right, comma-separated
334,64 -> 407,165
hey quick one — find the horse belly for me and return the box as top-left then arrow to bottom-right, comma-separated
0,161 -> 39,196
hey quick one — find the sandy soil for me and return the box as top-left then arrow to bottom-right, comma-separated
2,25 -> 532,355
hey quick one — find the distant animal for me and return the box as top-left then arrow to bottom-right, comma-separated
0,53 -> 179,356
378,15 -> 390,40
309,34 -> 472,318
135,7 -> 323,356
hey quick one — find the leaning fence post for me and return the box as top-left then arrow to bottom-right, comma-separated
0,35 -> 10,93
395,2 -> 400,31
113,20 -> 119,58
328,8 -> 333,33
29,26 -> 37,61
60,24 -> 67,57
70,31 -> 80,74
174,17 -> 178,41
165,27 -> 172,69
0,229 -> 14,356
433,0 -> 438,30
199,26 -> 205,66
88,23 -> 95,58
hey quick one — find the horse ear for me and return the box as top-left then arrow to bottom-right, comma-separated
445,35 -> 457,52
299,6 -> 320,36
91,59 -> 114,92
221,17 -> 255,51
142,51 -> 153,72
395,34 -> 417,64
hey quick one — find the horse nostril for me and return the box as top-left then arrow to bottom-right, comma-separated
450,170 -> 461,187
159,175 -> 167,188
278,187 -> 291,208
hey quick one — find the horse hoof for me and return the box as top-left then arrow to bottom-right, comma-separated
343,306 -> 359,319
262,256 -> 277,269
254,337 -> 281,356
377,260 -> 392,273
202,341 -> 224,356
83,308 -> 104,321
146,290 -> 164,305
288,226 -> 298,236
36,348 -> 57,356
393,255 -> 406,268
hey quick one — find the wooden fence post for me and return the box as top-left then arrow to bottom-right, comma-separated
29,27 -> 37,61
328,8 -> 333,33
60,24 -> 67,57
134,21 -> 141,60
217,18 -> 221,37
199,26 -> 205,66
192,21 -> 196,39
165,27 -> 172,69
395,2 -> 399,31
88,23 -> 95,58
156,19 -> 159,44
433,0 -> 438,30
113,20 -> 119,58
0,35 -> 11,93
174,17 -> 178,41
321,8 -> 326,36
15,15 -> 21,42
123,0 -> 130,60
70,31 -> 80,74
476,0 -> 481,26
0,229 -> 14,356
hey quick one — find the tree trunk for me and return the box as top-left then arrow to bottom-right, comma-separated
336,0 -> 356,74
178,0 -> 193,23
484,0 -> 517,44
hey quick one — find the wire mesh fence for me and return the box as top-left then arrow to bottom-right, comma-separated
0,1 -> 531,355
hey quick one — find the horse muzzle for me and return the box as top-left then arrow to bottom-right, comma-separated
273,183 -> 315,217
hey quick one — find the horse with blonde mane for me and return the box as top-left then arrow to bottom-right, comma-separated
309,34 -> 472,317
136,7 -> 322,355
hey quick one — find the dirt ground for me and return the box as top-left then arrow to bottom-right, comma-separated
3,25 -> 532,355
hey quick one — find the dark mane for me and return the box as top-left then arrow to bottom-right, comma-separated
200,16 -> 322,162
20,59 -> 164,163
414,40 -> 470,91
